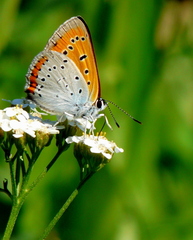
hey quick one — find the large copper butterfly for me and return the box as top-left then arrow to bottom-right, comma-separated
25,16 -> 106,128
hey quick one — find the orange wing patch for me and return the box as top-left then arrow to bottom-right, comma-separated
26,56 -> 48,94
45,17 -> 100,102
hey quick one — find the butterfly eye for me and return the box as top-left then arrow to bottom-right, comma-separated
96,98 -> 106,109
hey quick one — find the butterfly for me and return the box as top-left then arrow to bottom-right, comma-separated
25,16 -> 106,130
25,16 -> 141,129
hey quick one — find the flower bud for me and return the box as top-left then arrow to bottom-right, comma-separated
34,131 -> 53,150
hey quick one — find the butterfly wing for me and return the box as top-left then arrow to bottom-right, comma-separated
25,50 -> 90,115
25,16 -> 101,116
45,16 -> 100,102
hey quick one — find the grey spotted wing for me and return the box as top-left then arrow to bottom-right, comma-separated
25,50 -> 90,116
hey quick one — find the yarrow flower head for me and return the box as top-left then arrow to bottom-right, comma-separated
0,106 -> 59,139
66,133 -> 124,174
0,103 -> 60,151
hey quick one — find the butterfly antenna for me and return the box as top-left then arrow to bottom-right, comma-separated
106,103 -> 120,128
105,100 -> 142,125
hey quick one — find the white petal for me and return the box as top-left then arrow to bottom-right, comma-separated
1,120 -> 12,131
21,110 -> 29,120
5,108 -> 16,117
71,136 -> 82,143
102,152 -> 112,159
66,135 -> 82,144
24,129 -> 36,138
13,133 -> 23,138
29,120 -> 42,130
16,114 -> 28,122
9,120 -> 21,129
47,129 -> 59,134
66,137 -> 73,144
84,138 -> 96,147
90,147 -> 101,154
115,147 -> 124,153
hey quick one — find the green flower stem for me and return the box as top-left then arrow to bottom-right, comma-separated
0,179 -> 12,198
3,167 -> 48,239
21,144 -> 65,196
28,145 -> 69,194
2,200 -> 23,240
39,188 -> 79,240
3,160 -> 21,240
20,149 -> 42,193
9,160 -> 16,199
39,172 -> 95,240
3,144 -> 67,240
3,153 -> 41,240
77,171 -> 95,190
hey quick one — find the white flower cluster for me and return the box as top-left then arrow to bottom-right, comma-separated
0,106 -> 59,138
0,99 -> 124,158
66,134 -> 124,159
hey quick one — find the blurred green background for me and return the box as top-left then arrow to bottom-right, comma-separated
1,0 -> 193,239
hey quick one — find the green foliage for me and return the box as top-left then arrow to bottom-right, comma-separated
1,0 -> 193,239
